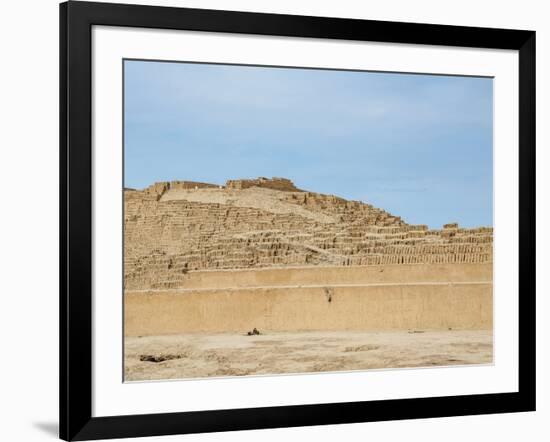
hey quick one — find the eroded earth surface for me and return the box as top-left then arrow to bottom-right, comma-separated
125,329 -> 492,381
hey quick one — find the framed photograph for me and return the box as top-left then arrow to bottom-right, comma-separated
60,1 -> 536,440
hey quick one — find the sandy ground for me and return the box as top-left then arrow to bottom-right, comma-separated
124,329 -> 492,381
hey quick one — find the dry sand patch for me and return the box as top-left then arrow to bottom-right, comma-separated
124,329 -> 492,381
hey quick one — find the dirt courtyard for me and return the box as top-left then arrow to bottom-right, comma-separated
124,329 -> 493,381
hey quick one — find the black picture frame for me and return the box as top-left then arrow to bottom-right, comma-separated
60,1 -> 536,440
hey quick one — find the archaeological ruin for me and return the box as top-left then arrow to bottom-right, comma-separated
124,177 -> 493,336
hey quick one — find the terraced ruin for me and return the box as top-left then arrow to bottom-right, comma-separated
124,177 -> 493,378
124,177 -> 492,291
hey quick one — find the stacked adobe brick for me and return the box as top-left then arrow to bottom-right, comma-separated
124,178 -> 493,290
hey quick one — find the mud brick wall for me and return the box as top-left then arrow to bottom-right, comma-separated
124,178 -> 493,290
125,263 -> 493,335
225,177 -> 300,191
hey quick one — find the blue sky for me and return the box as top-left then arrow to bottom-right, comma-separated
124,60 -> 493,228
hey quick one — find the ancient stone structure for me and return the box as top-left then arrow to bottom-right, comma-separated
124,177 -> 493,291
124,263 -> 493,335
225,177 -> 300,191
